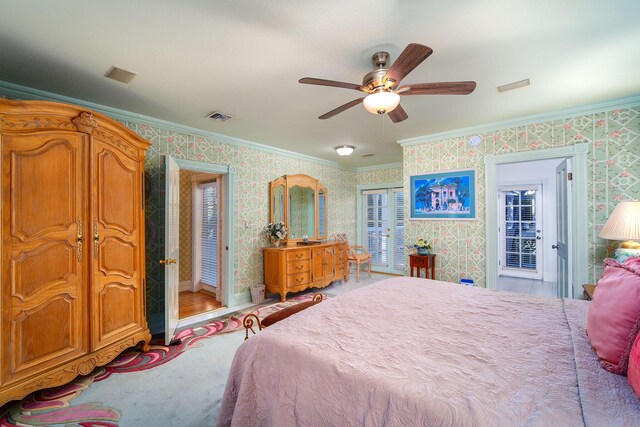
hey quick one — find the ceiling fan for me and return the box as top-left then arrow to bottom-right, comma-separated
299,43 -> 476,123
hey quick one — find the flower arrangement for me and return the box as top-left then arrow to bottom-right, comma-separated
266,221 -> 287,243
409,239 -> 432,255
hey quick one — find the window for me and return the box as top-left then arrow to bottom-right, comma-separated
199,181 -> 219,286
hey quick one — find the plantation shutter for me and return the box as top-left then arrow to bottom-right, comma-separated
200,181 -> 218,286
362,189 -> 388,266
393,188 -> 404,270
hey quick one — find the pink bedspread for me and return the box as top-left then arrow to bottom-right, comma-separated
218,277 -> 640,426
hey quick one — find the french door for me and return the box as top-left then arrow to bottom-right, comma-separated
498,185 -> 543,279
361,188 -> 404,274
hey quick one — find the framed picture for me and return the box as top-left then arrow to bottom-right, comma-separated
410,169 -> 477,220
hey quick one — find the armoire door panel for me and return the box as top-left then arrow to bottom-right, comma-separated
9,136 -> 82,242
9,295 -> 82,381
97,282 -> 138,338
91,138 -> 145,351
98,237 -> 137,278
11,241 -> 77,301
2,131 -> 86,385
95,149 -> 137,235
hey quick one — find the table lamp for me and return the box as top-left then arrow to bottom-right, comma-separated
599,201 -> 640,260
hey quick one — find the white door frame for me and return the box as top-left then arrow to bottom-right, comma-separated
356,182 -> 403,274
166,157 -> 236,308
485,143 -> 588,299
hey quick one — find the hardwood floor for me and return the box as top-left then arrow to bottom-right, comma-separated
179,290 -> 223,319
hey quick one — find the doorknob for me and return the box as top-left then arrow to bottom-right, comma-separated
552,245 -> 558,249
159,258 -> 177,265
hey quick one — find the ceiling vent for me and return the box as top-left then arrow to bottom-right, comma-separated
105,66 -> 137,84
497,78 -> 530,93
206,111 -> 232,122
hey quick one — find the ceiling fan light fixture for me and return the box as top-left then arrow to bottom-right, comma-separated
363,91 -> 400,115
334,145 -> 355,156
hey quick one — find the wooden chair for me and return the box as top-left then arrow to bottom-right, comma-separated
335,234 -> 372,283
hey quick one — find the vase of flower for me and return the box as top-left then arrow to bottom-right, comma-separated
410,238 -> 432,256
266,221 -> 287,247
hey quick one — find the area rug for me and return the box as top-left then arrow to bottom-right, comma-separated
0,293 -> 324,427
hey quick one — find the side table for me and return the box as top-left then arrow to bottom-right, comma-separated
409,253 -> 436,280
582,284 -> 596,301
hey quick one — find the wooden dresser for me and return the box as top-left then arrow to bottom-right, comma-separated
263,242 -> 348,301
0,99 -> 151,406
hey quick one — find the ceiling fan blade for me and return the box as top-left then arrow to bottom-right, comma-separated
319,98 -> 365,119
299,77 -> 366,92
383,43 -> 433,87
388,104 -> 408,123
397,81 -> 477,95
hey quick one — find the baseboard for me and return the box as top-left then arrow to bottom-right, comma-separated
179,281 -> 193,292
234,290 -> 252,306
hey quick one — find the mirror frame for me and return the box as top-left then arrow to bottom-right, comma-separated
269,174 -> 328,243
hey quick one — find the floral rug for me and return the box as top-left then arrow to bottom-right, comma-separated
0,293 -> 322,427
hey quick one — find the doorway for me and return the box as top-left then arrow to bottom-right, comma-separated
358,185 -> 404,275
177,170 -> 224,319
485,143 -> 589,299
163,157 -> 236,345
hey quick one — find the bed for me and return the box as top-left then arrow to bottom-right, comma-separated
218,277 -> 640,426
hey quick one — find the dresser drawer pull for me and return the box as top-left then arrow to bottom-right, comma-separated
296,264 -> 303,270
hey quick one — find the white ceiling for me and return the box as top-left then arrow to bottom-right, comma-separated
1,0 -> 639,167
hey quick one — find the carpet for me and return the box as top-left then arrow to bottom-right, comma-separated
0,293 -> 322,427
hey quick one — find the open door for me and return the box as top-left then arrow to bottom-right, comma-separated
163,156 -> 180,345
555,159 -> 572,298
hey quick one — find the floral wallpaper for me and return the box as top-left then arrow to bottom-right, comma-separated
179,170 -> 193,283
122,122 -> 357,315
403,106 -> 640,287
357,164 -> 402,185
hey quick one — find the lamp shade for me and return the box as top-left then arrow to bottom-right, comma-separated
599,201 -> 640,243
363,91 -> 400,115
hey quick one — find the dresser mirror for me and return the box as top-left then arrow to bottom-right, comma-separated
269,174 -> 328,243
272,182 -> 285,224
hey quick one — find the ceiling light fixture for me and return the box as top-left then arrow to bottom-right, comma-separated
334,145 -> 355,156
363,91 -> 400,115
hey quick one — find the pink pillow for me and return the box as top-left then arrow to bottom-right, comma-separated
586,258 -> 640,374
629,330 -> 640,398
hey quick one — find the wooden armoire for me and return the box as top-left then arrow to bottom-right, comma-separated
0,99 -> 151,406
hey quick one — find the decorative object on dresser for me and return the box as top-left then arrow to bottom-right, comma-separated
243,293 -> 323,340
409,253 -> 436,279
335,233 -> 372,283
0,99 -> 151,406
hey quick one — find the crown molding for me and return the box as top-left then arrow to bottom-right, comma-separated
398,94 -> 640,147
355,162 -> 402,173
0,80 -> 355,170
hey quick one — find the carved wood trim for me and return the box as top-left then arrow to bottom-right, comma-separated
0,330 -> 150,405
71,112 -> 98,134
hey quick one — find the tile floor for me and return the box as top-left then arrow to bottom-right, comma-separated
496,275 -> 558,297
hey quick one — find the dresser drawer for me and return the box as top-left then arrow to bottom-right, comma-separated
286,249 -> 310,262
336,254 -> 346,264
287,272 -> 311,287
286,259 -> 310,274
335,244 -> 346,254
